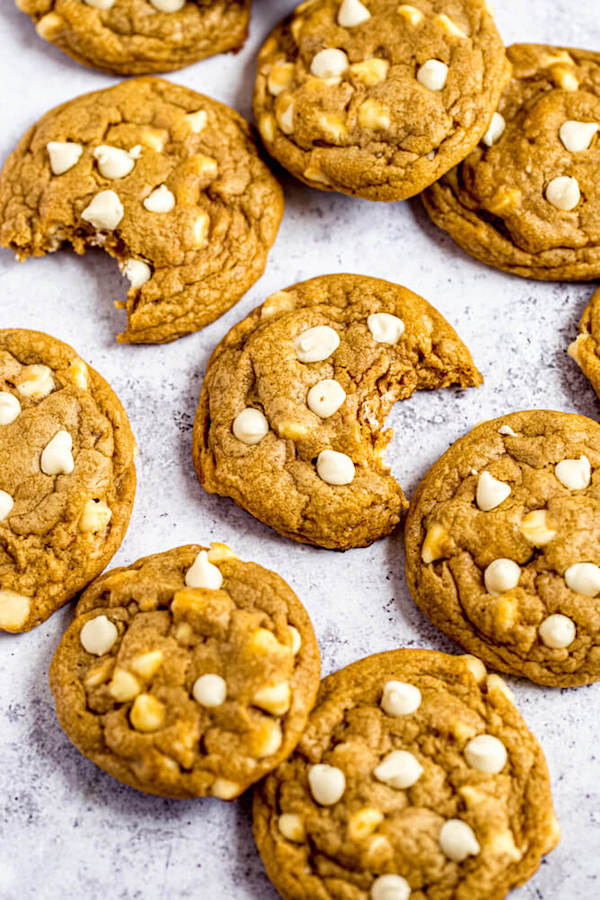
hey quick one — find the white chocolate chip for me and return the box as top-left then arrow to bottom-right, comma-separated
80,614 -> 118,655
482,112 -> 506,147
68,359 -> 88,390
278,813 -> 306,843
84,0 -> 116,7
311,48 -> 349,79
538,614 -> 576,649
308,764 -> 346,805
212,778 -> 240,800
232,408 -> 269,445
434,13 -> 466,38
82,190 -> 124,230
130,694 -> 165,732
143,184 -> 175,213
79,499 -> 112,533
559,121 -> 598,153
367,313 -> 405,344
555,455 -> 591,490
476,471 -> 511,511
307,379 -> 346,418
192,673 -> 227,707
520,510 -> 556,546
498,425 -> 518,436
0,490 -> 14,521
417,59 -> 448,91
295,326 -> 340,362
122,259 -> 152,288
253,681 -> 291,716
316,449 -> 355,485
440,819 -> 480,862
277,98 -> 295,134
545,176 -> 580,211
185,550 -> 223,589
371,874 -> 411,900
288,625 -> 302,654
150,0 -> 185,10
397,4 -> 423,26
17,364 -> 54,399
380,680 -> 421,716
41,430 -> 74,476
464,734 -> 507,773
338,0 -> 370,27
565,562 -> 600,596
484,559 -> 520,595
47,141 -> 83,175
109,669 -> 141,702
0,590 -> 31,630
0,392 -> 20,424
93,145 -> 137,179
186,109 -> 207,133
374,750 -> 423,789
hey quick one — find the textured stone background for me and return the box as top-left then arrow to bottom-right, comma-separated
1,2 -> 599,898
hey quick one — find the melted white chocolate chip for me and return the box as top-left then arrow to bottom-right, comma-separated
41,430 -> 74,475
0,591 -> 31,630
0,490 -> 14,521
417,59 -> 448,91
311,48 -> 349,79
94,145 -> 139,179
555,455 -> 591,490
143,185 -> 175,213
185,550 -> 223,589
0,392 -> 20,424
308,764 -> 346,805
17,364 -> 54,399
84,0 -> 116,7
482,112 -> 505,147
367,313 -> 405,344
47,141 -> 83,175
295,325 -> 340,362
307,379 -> 346,418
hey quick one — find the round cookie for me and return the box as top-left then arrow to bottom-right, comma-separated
192,274 -> 482,550
16,0 -> 251,76
253,649 -> 559,900
405,410 -> 600,687
0,77 -> 283,344
0,329 -> 136,633
253,0 -> 509,201
423,44 -> 600,280
49,544 -> 320,799
569,287 -> 600,399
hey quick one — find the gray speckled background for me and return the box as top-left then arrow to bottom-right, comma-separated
0,2 -> 599,898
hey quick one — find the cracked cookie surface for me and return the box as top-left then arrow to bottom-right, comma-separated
0,77 -> 283,344
49,544 -> 320,798
192,274 -> 482,550
405,410 -> 600,687
0,329 -> 136,632
423,44 -> 600,280
253,649 -> 559,900
17,0 -> 251,76
253,0 -> 509,201
569,287 -> 600,399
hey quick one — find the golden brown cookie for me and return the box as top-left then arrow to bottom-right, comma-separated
569,287 -> 600,398
16,0 -> 251,76
405,410 -> 600,687
423,44 -> 600,280
254,649 -> 559,900
49,543 -> 320,799
0,78 -> 283,344
192,274 -> 482,550
253,0 -> 509,201
0,329 -> 136,633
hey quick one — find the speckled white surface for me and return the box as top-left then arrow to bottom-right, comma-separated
0,2 -> 599,898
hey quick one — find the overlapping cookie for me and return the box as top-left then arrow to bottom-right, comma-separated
0,78 -> 283,344
17,0 -> 251,76
50,544 -> 320,798
193,274 -> 482,550
405,410 -> 600,687
569,287 -> 600,399
253,0 -> 509,200
0,329 -> 136,633
254,649 -> 559,900
424,44 -> 600,280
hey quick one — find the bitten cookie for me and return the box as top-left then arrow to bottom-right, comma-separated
253,649 -> 559,900
253,0 -> 509,201
405,410 -> 600,687
192,274 -> 482,550
0,78 -> 283,344
16,0 -> 251,76
49,544 -> 320,799
569,287 -> 600,399
0,329 -> 136,632
423,44 -> 600,280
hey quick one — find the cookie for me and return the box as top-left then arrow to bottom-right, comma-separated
423,44 -> 600,280
192,274 -> 482,550
49,544 -> 320,799
252,0 -> 509,201
405,410 -> 600,687
16,0 -> 251,76
569,287 -> 600,399
0,77 -> 283,344
253,648 -> 559,900
0,329 -> 136,633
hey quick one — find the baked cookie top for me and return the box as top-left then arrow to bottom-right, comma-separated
0,329 -> 136,633
253,649 -> 559,900
17,0 -> 251,76
405,410 -> 600,687
569,287 -> 600,399
423,44 -> 600,280
192,274 -> 482,550
49,544 -> 320,799
253,0 -> 509,201
0,77 -> 283,344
